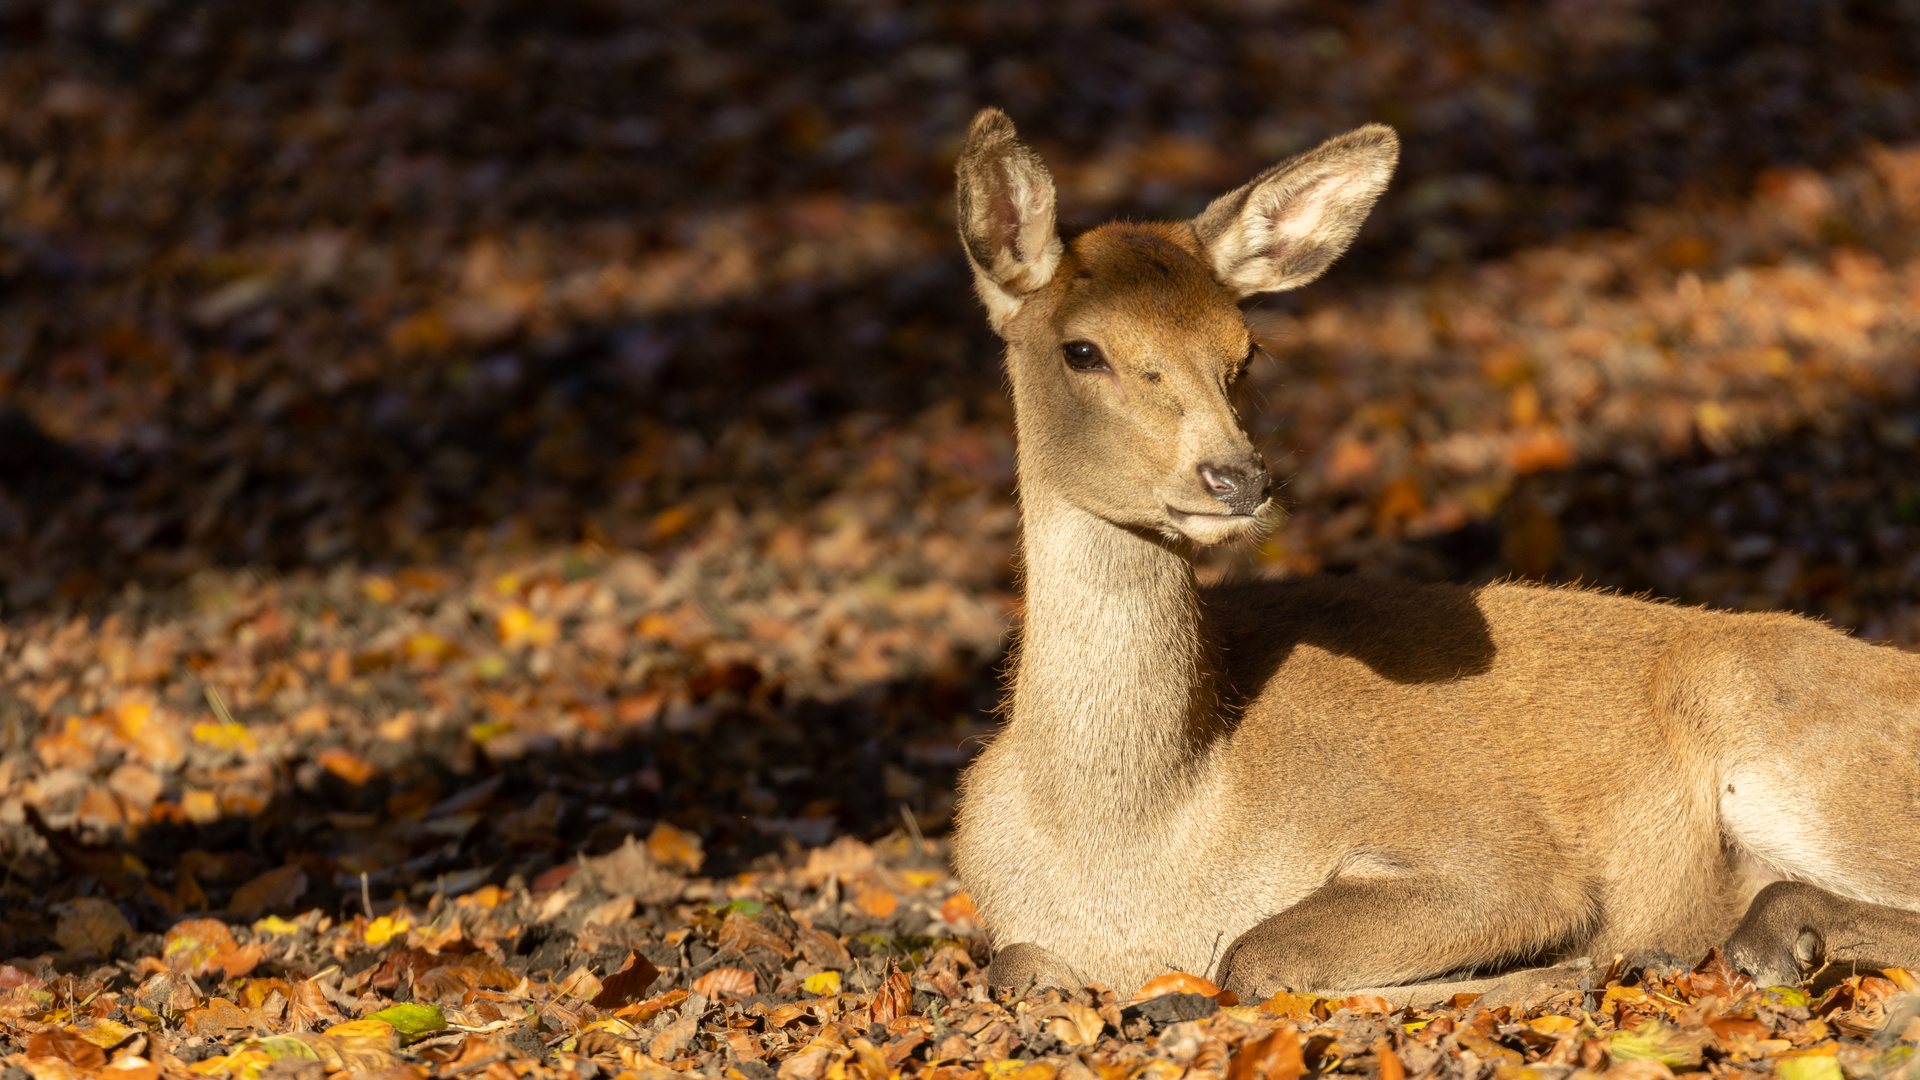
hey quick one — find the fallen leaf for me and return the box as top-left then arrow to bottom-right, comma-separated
691,967 -> 755,1000
26,1028 -> 108,1070
590,952 -> 663,1010
55,897 -> 134,959
1134,972 -> 1224,1002
317,748 -> 378,785
364,915 -> 411,945
229,866 -> 308,919
646,822 -> 705,874
1227,1029 -> 1305,1080
165,918 -> 239,975
364,1003 -> 449,1044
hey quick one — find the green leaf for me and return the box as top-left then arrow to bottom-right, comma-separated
1765,986 -> 1811,1007
1775,1056 -> 1843,1080
364,1003 -> 448,1044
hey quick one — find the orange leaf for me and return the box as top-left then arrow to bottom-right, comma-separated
317,748 -> 379,785
1226,1027 -> 1305,1080
690,967 -> 755,1000
939,892 -> 978,926
612,987 -> 686,1022
646,822 -> 705,874
1509,427 -> 1572,474
1133,972 -> 1223,1003
1375,1038 -> 1405,1080
26,1028 -> 107,1070
164,918 -> 238,975
853,881 -> 898,920
1258,992 -> 1320,1019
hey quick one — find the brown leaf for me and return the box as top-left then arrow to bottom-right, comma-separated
26,1028 -> 108,1070
576,1029 -> 638,1058
1684,946 -> 1757,1002
691,966 -> 755,1000
228,865 -> 308,919
868,970 -> 911,1026
410,965 -> 481,1004
578,835 -> 683,904
797,927 -> 852,971
590,951 -> 662,1009
719,910 -> 793,959
186,996 -> 254,1037
650,1003 -> 703,1060
54,897 -> 134,959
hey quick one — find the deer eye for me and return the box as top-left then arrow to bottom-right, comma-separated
1061,340 -> 1108,371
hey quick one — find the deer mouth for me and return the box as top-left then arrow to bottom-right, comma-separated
1164,503 -> 1269,544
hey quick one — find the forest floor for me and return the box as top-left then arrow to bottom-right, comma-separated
6,3 -> 1920,1080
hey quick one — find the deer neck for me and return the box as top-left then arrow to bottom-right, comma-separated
1007,485 -> 1225,829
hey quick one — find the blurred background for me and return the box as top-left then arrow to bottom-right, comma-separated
3,0 -> 1920,916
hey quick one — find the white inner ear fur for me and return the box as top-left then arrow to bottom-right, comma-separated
971,162 -> 1063,330
1198,125 -> 1397,298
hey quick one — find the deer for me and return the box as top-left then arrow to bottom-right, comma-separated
947,106 -> 1920,1007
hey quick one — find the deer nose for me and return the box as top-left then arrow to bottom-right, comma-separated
1198,463 -> 1270,515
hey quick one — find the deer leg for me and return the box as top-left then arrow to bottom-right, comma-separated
1215,871 -> 1596,1002
985,942 -> 1086,991
1727,882 -> 1920,988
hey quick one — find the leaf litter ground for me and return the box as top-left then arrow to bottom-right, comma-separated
11,4 -> 1920,1080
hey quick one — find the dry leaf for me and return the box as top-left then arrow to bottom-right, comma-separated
690,967 -> 755,1000
54,897 -> 134,959
26,1028 -> 108,1070
229,866 -> 309,919
1226,1028 -> 1305,1080
590,952 -> 663,1010
645,822 -> 705,874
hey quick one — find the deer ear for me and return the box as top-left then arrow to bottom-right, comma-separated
1192,123 -> 1398,298
955,108 -> 1064,331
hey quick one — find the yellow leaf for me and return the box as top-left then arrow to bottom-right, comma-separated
253,915 -> 302,937
191,723 -> 257,754
324,1018 -> 399,1042
113,701 -> 152,739
77,1019 -> 136,1048
361,577 -> 398,604
1776,1055 -> 1843,1080
406,632 -> 455,662
1529,1015 -> 1578,1036
468,720 -> 514,743
364,915 -> 410,945
802,971 -> 841,996
497,604 -> 558,648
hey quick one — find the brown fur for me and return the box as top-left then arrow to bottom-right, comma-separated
949,107 -> 1920,1003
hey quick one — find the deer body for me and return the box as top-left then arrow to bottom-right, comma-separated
949,108 -> 1920,1001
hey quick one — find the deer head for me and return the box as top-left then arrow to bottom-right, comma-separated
955,108 -> 1398,546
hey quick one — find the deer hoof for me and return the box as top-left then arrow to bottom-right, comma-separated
986,942 -> 1081,990
1216,926 -> 1312,1002
1727,882 -> 1825,988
